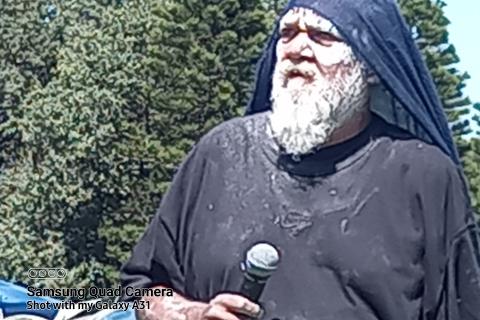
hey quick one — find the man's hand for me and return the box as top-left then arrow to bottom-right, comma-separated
138,289 -> 262,320
201,293 -> 262,320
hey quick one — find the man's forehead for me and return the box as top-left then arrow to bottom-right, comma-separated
279,7 -> 342,38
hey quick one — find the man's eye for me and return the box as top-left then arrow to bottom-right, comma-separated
280,28 -> 297,39
308,30 -> 341,44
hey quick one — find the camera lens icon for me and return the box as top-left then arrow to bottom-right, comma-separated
28,268 -> 67,279
28,269 -> 38,279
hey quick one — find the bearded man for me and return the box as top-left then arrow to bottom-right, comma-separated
120,1 -> 480,319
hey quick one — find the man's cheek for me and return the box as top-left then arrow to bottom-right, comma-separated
314,44 -> 353,67
278,42 -> 297,60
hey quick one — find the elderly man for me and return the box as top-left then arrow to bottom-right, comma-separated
120,0 -> 480,319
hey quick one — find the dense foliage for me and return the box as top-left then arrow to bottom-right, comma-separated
0,0 -> 273,290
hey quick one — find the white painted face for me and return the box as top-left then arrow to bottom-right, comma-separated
269,7 -> 371,156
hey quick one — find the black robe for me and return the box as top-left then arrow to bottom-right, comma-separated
120,112 -> 480,320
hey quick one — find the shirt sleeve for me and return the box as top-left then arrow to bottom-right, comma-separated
421,161 -> 480,320
119,143 -> 208,301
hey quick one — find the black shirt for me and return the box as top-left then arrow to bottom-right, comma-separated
120,112 -> 480,320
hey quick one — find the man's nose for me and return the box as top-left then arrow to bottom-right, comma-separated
285,33 -> 314,61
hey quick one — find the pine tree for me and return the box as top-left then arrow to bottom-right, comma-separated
473,103 -> 480,136
0,0 -> 159,290
463,138 -> 480,217
264,0 -> 287,13
464,103 -> 480,218
0,0 -> 275,289
399,0 -> 472,143
147,0 -> 274,153
0,1 -> 65,169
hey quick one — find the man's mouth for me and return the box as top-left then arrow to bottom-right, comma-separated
288,69 -> 304,76
284,66 -> 316,80
284,69 -> 315,86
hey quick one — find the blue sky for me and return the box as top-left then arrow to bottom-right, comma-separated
443,0 -> 479,134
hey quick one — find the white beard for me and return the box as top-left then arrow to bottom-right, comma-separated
269,58 -> 370,156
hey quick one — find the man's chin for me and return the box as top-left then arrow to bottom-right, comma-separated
271,128 -> 332,156
282,142 -> 326,157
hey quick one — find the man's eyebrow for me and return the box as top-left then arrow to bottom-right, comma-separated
305,22 -> 343,38
279,21 -> 297,30
305,22 -> 331,32
304,23 -> 326,31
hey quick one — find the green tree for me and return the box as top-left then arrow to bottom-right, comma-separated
464,103 -> 480,218
0,0 -> 274,289
0,1 -> 65,169
264,0 -> 287,13
147,0 -> 274,151
473,103 -> 480,136
0,0 -> 159,290
399,0 -> 472,146
463,137 -> 480,218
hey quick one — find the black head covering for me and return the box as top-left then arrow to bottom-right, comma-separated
246,0 -> 460,164
245,0 -> 479,229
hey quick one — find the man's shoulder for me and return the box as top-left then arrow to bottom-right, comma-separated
198,112 -> 268,147
388,136 -> 458,176
195,112 -> 269,154
370,116 -> 457,173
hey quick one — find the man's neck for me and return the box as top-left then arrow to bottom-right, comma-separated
322,110 -> 372,148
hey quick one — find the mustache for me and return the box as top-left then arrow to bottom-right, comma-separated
278,62 -> 317,80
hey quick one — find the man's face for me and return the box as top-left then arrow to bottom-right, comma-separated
269,7 -> 371,156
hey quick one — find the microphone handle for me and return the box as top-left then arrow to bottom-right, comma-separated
240,274 -> 268,302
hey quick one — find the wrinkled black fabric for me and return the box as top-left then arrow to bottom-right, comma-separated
120,1 -> 480,318
244,0 -> 480,262
121,114 -> 480,320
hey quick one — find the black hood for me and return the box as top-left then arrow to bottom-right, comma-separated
246,0 -> 460,165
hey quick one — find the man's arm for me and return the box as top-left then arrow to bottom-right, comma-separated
120,142 -> 262,320
420,160 -> 480,320
446,225 -> 480,320
120,142 -> 208,300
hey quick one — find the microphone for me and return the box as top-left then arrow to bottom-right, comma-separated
239,242 -> 280,302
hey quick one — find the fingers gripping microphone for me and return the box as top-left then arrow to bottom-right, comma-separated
240,242 -> 280,302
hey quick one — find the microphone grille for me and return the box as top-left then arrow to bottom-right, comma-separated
244,242 -> 280,278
